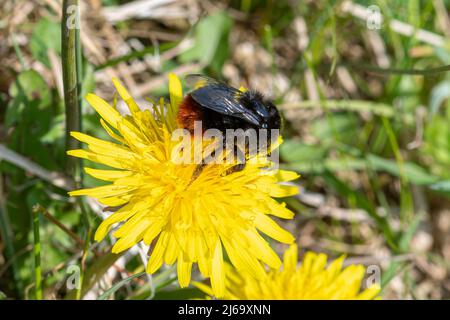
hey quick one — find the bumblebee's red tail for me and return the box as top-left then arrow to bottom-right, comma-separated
177,95 -> 203,132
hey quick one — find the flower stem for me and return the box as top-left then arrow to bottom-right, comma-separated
61,0 -> 81,176
61,1 -> 92,300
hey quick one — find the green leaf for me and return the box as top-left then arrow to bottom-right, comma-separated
180,11 -> 232,73
280,140 -> 328,163
430,180 -> 450,193
381,261 -> 403,288
30,18 -> 61,67
429,80 -> 450,118
423,115 -> 450,178
283,158 -> 367,174
367,155 -> 438,185
311,113 -> 360,144
285,154 -> 438,186
8,69 -> 51,111
398,213 -> 423,252
40,114 -> 65,144
101,0 -> 121,7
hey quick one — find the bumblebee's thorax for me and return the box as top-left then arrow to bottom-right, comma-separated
238,91 -> 281,131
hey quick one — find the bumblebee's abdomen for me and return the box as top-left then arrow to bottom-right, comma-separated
201,108 -> 251,132
177,95 -> 203,132
178,94 -> 252,133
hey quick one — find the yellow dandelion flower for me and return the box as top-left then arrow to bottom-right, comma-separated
195,244 -> 381,299
67,73 -> 299,297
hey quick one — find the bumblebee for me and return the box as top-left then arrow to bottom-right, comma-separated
177,74 -> 281,159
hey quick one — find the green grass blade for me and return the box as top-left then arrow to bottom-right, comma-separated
97,272 -> 145,300
31,206 -> 42,300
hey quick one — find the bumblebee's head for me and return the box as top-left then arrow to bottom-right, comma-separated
262,100 -> 281,130
242,91 -> 281,130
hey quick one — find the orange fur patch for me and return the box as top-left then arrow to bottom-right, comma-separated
177,95 -> 202,132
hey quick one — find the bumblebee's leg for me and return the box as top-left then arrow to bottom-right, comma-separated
232,163 -> 246,172
223,163 -> 245,175
222,138 -> 246,174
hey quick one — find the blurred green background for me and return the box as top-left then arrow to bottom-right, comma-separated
0,0 -> 450,299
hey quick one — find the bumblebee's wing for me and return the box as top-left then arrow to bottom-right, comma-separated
186,74 -> 261,126
190,84 -> 261,126
185,74 -> 223,89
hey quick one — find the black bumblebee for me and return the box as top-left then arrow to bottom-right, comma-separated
177,74 -> 281,159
